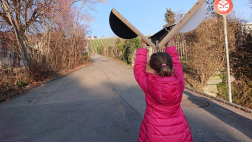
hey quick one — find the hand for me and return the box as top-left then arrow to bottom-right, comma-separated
141,39 -> 147,49
166,37 -> 175,47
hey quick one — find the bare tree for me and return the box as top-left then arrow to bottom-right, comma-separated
0,0 -> 54,71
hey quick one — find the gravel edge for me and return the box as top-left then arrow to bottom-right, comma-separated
184,86 -> 252,113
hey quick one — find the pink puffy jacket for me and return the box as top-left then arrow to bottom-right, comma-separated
134,46 -> 193,142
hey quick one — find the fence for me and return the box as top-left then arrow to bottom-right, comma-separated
0,50 -> 24,69
147,40 -> 187,61
0,50 -> 14,69
131,40 -> 187,66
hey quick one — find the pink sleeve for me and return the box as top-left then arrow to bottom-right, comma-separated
165,46 -> 184,82
133,48 -> 148,93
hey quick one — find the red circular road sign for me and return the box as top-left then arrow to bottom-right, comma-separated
214,0 -> 233,15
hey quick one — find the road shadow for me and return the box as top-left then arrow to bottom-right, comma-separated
183,90 -> 252,141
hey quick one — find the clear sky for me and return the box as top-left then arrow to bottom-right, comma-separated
88,0 -> 251,37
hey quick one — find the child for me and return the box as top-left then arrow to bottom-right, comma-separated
134,38 -> 193,142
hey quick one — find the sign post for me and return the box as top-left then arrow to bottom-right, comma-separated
214,0 -> 234,103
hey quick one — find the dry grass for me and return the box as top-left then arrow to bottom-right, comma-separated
0,57 -> 92,100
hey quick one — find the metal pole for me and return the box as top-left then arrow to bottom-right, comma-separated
223,15 -> 232,103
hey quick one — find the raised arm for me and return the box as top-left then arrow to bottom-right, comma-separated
165,46 -> 182,70
133,40 -> 148,92
165,46 -> 185,89
164,37 -> 182,70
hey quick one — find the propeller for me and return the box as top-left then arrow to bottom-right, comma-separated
109,0 -> 206,50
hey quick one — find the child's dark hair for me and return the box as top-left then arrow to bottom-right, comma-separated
149,52 -> 173,77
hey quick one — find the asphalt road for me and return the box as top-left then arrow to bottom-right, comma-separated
0,54 -> 252,142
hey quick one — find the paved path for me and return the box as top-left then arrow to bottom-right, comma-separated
0,54 -> 252,142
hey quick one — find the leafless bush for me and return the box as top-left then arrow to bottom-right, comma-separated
185,14 -> 242,86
